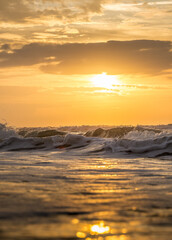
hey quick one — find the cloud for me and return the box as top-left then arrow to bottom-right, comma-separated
0,44 -> 11,51
0,0 -> 106,23
1,0 -> 170,24
2,0 -> 169,23
0,40 -> 171,75
0,0 -> 171,45
0,0 -> 33,23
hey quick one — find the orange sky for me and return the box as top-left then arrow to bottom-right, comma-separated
0,0 -> 171,127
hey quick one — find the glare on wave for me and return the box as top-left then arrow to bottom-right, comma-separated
90,72 -> 121,90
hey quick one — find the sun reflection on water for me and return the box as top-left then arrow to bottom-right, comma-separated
90,222 -> 110,235
76,221 -> 111,239
75,220 -> 129,240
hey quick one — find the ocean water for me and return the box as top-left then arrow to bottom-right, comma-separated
0,124 -> 172,240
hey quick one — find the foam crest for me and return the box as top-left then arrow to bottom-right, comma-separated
124,130 -> 171,141
56,134 -> 91,149
105,135 -> 172,157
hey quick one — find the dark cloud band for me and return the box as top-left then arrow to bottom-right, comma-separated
0,40 -> 171,75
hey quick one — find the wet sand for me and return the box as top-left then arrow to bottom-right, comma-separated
0,152 -> 172,240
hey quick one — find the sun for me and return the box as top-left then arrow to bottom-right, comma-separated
91,72 -> 120,89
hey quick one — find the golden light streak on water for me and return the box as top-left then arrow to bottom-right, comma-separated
76,231 -> 87,238
72,218 -> 79,224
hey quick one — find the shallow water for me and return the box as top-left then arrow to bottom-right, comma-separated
0,152 -> 172,240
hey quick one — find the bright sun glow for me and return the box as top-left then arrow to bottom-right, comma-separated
91,72 -> 121,89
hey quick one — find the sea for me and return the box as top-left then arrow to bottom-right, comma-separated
0,123 -> 172,240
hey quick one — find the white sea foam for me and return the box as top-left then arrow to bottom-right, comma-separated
124,129 -> 171,140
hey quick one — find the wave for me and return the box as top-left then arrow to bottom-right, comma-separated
18,128 -> 66,138
0,123 -> 19,140
0,123 -> 172,158
85,126 -> 161,138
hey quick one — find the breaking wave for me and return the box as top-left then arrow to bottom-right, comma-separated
0,123 -> 172,158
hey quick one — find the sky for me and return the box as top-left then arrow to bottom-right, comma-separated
0,0 -> 172,127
